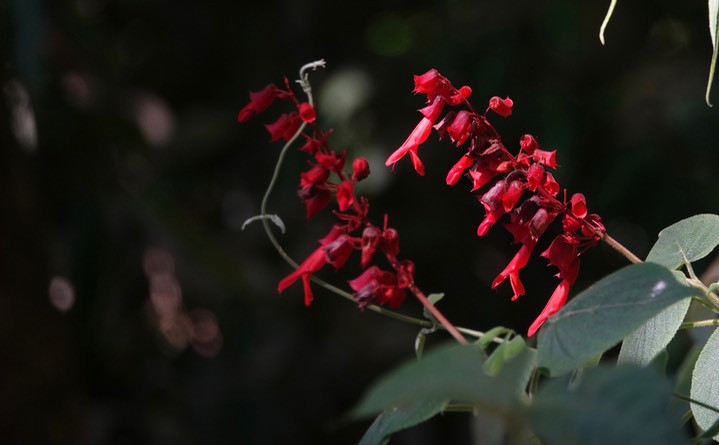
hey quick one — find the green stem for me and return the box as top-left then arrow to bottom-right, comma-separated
680,319 -> 719,329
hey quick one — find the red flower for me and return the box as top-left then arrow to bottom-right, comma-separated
298,102 -> 316,123
349,266 -> 407,309
527,278 -> 572,336
386,96 -> 445,175
446,155 -> 474,185
265,112 -> 302,141
336,180 -> 355,212
237,83 -> 279,123
488,96 -> 513,117
277,226 -> 344,306
352,158 -> 370,181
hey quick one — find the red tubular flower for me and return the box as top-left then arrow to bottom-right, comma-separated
491,243 -> 533,300
570,193 -> 588,219
298,186 -> 331,218
527,278 -> 572,336
336,180 -> 355,212
526,163 -> 544,191
277,247 -> 327,306
447,110 -> 473,145
534,149 -> 557,168
385,118 -> 432,175
446,155 -> 475,185
298,102 -> 316,123
278,226 -> 344,305
520,134 -> 539,155
477,180 -> 509,236
323,234 -> 355,269
413,69 -> 442,94
265,112 -> 302,141
237,83 -> 279,123
386,96 -> 446,175
488,96 -> 513,117
349,266 -> 407,309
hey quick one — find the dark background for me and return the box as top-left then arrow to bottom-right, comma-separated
2,0 -> 718,444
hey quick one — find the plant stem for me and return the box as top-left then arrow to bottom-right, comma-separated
601,233 -> 643,264
680,319 -> 719,329
410,285 -> 468,344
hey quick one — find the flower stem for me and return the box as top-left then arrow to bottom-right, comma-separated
601,233 -> 643,264
410,285 -> 468,344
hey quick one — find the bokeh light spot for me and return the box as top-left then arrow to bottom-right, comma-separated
48,276 -> 76,312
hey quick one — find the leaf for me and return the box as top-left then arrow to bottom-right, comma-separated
422,293 -> 445,321
707,0 -> 719,106
351,342 -> 536,419
477,326 -> 514,350
527,365 -> 689,445
537,263 -> 696,376
691,327 -> 719,440
599,0 -> 618,45
617,297 -> 692,366
358,400 -> 448,445
646,214 -> 719,269
483,336 -> 526,377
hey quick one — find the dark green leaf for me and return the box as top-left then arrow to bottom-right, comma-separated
352,342 -> 536,419
527,365 -> 689,445
537,263 -> 695,376
691,327 -> 719,440
646,214 -> 719,269
358,400 -> 448,445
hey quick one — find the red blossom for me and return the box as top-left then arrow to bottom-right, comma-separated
237,83 -> 279,123
298,102 -> 316,123
265,112 -> 302,141
352,158 -> 370,181
488,96 -> 513,117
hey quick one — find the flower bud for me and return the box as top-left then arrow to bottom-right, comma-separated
352,158 -> 370,181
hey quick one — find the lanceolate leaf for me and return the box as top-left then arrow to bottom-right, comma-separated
707,0 -> 719,106
359,400 -> 448,445
527,365 -> 689,445
537,263 -> 695,376
646,214 -> 719,269
691,327 -> 719,440
352,342 -> 536,419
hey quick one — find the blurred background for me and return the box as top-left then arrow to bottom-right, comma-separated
2,0 -> 719,443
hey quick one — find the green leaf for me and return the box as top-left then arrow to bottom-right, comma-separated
358,400 -> 448,445
707,0 -> 719,106
646,214 -> 719,269
617,297 -> 692,366
483,336 -> 526,377
352,342 -> 536,419
422,293 -> 445,321
537,263 -> 696,376
477,326 -> 514,350
691,327 -> 719,440
527,365 -> 689,445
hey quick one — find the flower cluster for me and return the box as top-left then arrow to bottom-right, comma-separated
238,77 -> 415,310
388,69 -> 606,335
